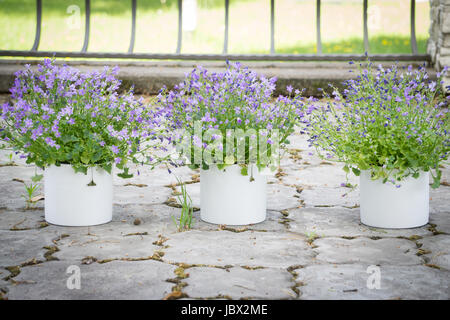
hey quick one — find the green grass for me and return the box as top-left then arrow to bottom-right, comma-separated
0,0 -> 430,55
277,35 -> 428,55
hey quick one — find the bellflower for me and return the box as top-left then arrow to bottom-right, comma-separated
0,59 -> 163,178
158,62 -> 306,173
305,62 -> 449,188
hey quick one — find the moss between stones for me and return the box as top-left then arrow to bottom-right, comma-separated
427,224 -> 445,236
152,234 -> 169,246
164,265 -> 190,300
241,266 -> 265,270
163,290 -> 188,300
0,163 -> 17,167
3,266 -> 20,281
280,210 -> 289,217
416,249 -> 432,256
287,265 -> 304,299
123,183 -> 148,187
124,232 -> 148,237
424,263 -> 441,270
218,225 -> 249,233
43,246 -> 60,261
3,258 -> 43,281
81,256 -> 97,265
163,197 -> 200,212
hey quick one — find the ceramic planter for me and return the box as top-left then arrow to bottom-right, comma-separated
359,170 -> 429,229
44,165 -> 113,226
200,165 -> 267,225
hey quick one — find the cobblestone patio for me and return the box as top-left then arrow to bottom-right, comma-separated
0,131 -> 449,300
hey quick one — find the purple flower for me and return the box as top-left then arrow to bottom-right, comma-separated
111,145 -> 120,154
304,61 -> 449,188
428,81 -> 436,91
45,137 -> 57,147
158,61 -> 307,167
31,126 -> 43,141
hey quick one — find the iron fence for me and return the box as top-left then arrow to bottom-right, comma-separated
0,0 -> 429,62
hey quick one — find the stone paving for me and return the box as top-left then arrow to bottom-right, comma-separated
0,131 -> 449,300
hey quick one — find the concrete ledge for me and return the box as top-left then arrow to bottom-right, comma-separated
0,59 -> 436,97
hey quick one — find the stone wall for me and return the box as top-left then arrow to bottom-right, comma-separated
428,0 -> 450,88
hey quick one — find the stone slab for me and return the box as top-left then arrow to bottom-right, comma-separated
429,186 -> 450,214
163,230 -> 314,268
429,210 -> 450,234
52,229 -> 161,262
288,207 -> 433,238
0,230 -> 56,267
420,235 -> 450,270
5,260 -> 175,300
296,264 -> 450,300
0,209 -> 47,231
313,237 -> 423,266
184,267 -> 296,299
299,186 -> 359,208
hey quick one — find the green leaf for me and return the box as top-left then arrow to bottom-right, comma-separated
73,165 -> 88,175
102,163 -> 112,174
240,166 -> 248,176
351,167 -> 361,176
31,174 -> 43,182
431,170 -> 442,189
117,167 -> 133,179
92,151 -> 103,163
80,154 -> 90,165
61,135 -> 79,144
431,177 -> 441,189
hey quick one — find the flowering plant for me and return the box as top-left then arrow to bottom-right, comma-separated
306,63 -> 450,188
158,62 -> 306,174
0,59 -> 159,178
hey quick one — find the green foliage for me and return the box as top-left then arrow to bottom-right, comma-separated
0,59 -> 161,178
307,63 -> 450,187
159,63 -> 306,173
22,181 -> 41,209
172,177 -> 194,232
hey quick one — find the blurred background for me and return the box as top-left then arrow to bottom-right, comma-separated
0,0 -> 430,55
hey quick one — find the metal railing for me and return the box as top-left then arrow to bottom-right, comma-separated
0,0 -> 428,62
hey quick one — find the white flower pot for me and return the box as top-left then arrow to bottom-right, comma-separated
360,170 -> 429,229
200,165 -> 267,225
44,165 -> 113,226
